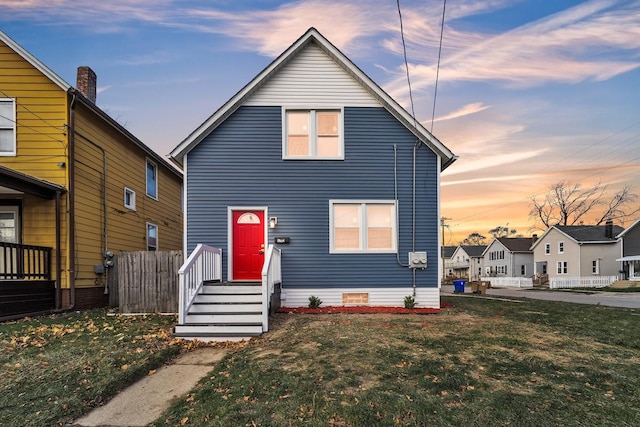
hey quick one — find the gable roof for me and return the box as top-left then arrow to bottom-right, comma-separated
492,237 -> 534,253
442,246 -> 457,258
555,224 -> 624,243
461,245 -> 487,257
617,218 -> 640,238
0,29 -> 70,91
170,28 -> 456,169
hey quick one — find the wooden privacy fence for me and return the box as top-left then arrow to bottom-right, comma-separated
116,250 -> 183,313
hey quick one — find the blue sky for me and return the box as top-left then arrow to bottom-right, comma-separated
2,0 -> 639,242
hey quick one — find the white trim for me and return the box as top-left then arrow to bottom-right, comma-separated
182,153 -> 188,257
329,200 -> 397,254
558,241 -> 564,254
281,107 -> 344,160
617,255 -> 640,261
123,187 -> 136,210
544,243 -> 550,255
0,98 -> 17,156
227,206 -> 268,281
280,287 -> 440,309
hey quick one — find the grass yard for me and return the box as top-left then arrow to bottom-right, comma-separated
0,309 -> 184,427
155,296 -> 640,427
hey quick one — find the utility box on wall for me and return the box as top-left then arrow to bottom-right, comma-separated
408,252 -> 427,269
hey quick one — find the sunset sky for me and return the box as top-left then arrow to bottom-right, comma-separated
2,0 -> 639,244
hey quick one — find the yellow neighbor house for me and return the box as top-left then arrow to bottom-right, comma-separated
0,29 -> 183,318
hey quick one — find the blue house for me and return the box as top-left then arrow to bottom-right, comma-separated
170,28 -> 456,340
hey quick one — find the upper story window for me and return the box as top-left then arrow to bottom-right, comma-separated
544,243 -> 550,255
0,99 -> 16,156
558,241 -> 564,254
124,187 -> 136,210
146,159 -> 158,199
283,109 -> 343,159
330,200 -> 396,253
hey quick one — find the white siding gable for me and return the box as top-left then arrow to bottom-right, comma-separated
245,42 -> 381,108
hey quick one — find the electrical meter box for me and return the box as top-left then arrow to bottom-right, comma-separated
408,252 -> 427,269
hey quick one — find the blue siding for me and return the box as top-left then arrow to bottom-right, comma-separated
187,106 -> 440,288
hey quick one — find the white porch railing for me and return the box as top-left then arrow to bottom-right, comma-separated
261,245 -> 281,332
481,276 -> 534,288
549,276 -> 617,289
178,244 -> 222,324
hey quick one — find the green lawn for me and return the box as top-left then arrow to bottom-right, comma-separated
1,298 -> 639,427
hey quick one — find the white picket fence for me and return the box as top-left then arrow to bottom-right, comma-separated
480,277 -> 533,288
549,276 -> 617,289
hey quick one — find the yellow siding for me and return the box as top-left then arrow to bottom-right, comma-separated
0,39 -> 69,287
72,102 -> 183,289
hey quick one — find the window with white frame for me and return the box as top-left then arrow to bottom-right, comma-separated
0,99 -> 16,156
592,260 -> 600,274
557,261 -> 568,274
544,243 -> 550,255
124,187 -> 136,210
284,109 -> 343,159
146,223 -> 158,251
146,159 -> 158,199
521,265 -> 526,276
558,241 -> 564,254
330,201 -> 396,253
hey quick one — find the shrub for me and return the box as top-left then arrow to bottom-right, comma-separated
404,295 -> 416,309
308,295 -> 323,308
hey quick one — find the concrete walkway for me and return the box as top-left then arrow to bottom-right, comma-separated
70,347 -> 228,427
441,284 -> 640,309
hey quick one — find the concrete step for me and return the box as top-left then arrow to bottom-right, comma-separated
189,302 -> 262,314
194,293 -> 262,304
184,313 -> 263,324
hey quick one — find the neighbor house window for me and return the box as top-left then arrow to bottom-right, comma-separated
284,109 -> 343,159
558,242 -> 564,254
330,201 -> 396,253
521,265 -> 526,276
146,159 -> 158,199
124,187 -> 136,210
146,223 -> 158,251
592,260 -> 600,274
544,243 -> 550,255
0,99 -> 16,156
557,261 -> 568,274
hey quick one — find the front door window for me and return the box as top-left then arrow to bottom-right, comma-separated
232,211 -> 265,280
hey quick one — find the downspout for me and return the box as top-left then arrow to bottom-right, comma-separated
68,93 -> 77,309
74,130 -> 108,293
412,144 -> 417,297
55,190 -> 62,309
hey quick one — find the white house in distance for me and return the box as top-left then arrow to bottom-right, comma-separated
482,237 -> 534,278
531,221 -> 623,288
616,219 -> 640,281
451,245 -> 487,281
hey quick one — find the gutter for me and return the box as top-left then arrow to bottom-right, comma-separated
67,93 -> 77,309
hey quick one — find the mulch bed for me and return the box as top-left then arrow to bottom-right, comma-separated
276,302 -> 451,315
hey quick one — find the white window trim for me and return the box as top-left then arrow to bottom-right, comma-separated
329,200 -> 397,254
124,187 -> 136,211
0,98 -> 17,157
592,259 -> 600,275
146,222 -> 158,251
558,241 -> 564,254
557,261 -> 568,275
282,107 -> 344,160
146,158 -> 158,200
544,243 -> 550,255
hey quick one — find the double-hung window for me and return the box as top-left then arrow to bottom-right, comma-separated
146,159 -> 158,199
284,109 -> 343,159
330,201 -> 396,253
558,241 -> 564,254
0,99 -> 16,156
544,243 -> 550,255
146,223 -> 158,251
557,261 -> 568,275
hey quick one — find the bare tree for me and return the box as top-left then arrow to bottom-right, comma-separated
529,180 -> 640,228
461,232 -> 487,245
488,225 -> 517,238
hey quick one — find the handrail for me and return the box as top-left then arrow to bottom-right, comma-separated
261,245 -> 281,332
0,242 -> 51,280
178,244 -> 222,324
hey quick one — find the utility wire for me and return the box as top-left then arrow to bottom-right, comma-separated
431,0 -> 447,133
396,0 -> 417,130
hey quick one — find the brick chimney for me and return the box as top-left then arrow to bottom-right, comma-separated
605,220 -> 613,238
76,66 -> 97,103
531,234 -> 538,245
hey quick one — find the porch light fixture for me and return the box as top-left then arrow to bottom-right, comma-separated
269,216 -> 278,229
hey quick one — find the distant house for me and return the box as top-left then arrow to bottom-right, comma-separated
483,237 -> 534,278
531,221 -> 623,285
451,245 -> 487,281
170,28 -> 456,339
616,219 -> 640,281
441,245 -> 457,281
0,30 -> 183,319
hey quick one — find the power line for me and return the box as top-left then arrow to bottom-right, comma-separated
396,0 -> 417,128
431,0 -> 447,133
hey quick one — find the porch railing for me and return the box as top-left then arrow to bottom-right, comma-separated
481,276 -> 533,288
261,245 -> 281,332
178,244 -> 222,324
0,242 -> 51,280
549,276 -> 617,289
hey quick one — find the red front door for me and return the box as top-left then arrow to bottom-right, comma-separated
232,210 -> 265,280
